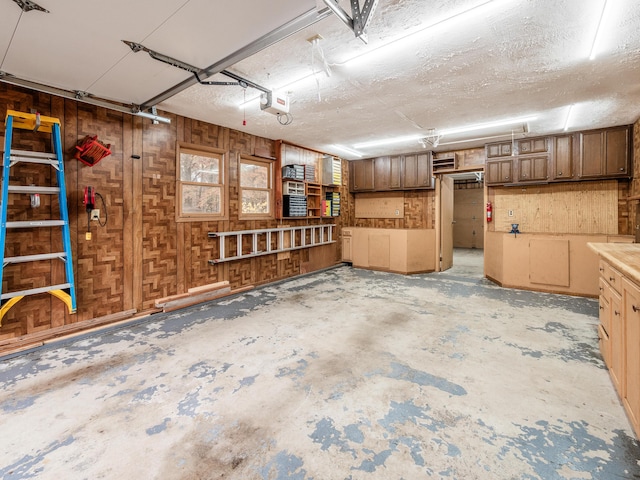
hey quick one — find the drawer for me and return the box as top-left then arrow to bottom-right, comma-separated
599,291 -> 611,335
600,259 -> 622,293
598,323 -> 611,368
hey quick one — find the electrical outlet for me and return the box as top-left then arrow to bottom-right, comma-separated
86,232 -> 92,240
91,209 -> 100,221
508,210 -> 514,217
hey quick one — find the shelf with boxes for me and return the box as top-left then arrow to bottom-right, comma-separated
277,141 -> 343,219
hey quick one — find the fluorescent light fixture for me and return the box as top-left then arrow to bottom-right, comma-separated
563,105 -> 574,131
135,110 -> 171,124
439,115 -> 537,136
342,0 -> 496,67
331,144 -> 364,158
589,0 -> 609,60
353,134 -> 424,149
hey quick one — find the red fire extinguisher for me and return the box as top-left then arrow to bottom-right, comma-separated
486,201 -> 492,223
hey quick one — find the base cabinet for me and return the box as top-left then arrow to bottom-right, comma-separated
596,255 -> 640,438
623,277 -> 640,433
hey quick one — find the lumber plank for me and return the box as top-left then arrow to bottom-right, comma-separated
187,280 -> 230,295
162,286 -> 232,312
154,292 -> 191,308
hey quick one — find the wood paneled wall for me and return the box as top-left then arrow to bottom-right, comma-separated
490,181 -> 619,235
0,84 -> 345,339
348,190 -> 435,229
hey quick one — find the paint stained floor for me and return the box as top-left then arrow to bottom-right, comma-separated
1,250 -> 639,479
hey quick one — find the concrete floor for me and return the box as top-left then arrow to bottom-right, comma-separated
1,249 -> 640,479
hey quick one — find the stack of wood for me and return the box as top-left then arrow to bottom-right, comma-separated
154,281 -> 253,313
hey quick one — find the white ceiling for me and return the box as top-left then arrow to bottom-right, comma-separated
2,0 -> 640,159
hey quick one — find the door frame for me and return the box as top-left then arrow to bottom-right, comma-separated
434,169 -> 486,272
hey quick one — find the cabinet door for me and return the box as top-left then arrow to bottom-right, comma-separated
579,131 -> 604,178
403,153 -> 432,189
552,135 -> 574,180
623,277 -> 640,434
350,159 -> 374,192
518,138 -> 547,154
518,156 -> 548,182
373,156 -> 391,191
485,159 -> 513,185
605,127 -> 630,176
610,289 -> 624,394
390,155 -> 403,189
342,235 -> 352,262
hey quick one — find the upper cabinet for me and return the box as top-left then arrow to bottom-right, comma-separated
485,126 -> 632,187
350,159 -> 375,192
349,152 -> 432,192
403,153 -> 433,189
579,126 -> 631,179
550,134 -> 577,181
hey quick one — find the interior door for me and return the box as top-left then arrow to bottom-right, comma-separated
440,176 -> 454,271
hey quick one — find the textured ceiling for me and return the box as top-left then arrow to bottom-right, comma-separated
1,0 -> 639,159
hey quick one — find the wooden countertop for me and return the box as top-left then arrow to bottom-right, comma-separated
588,243 -> 640,284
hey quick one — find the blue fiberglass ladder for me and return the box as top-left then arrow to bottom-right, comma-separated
0,110 -> 76,323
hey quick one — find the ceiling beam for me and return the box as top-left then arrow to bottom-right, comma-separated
140,6 -> 333,110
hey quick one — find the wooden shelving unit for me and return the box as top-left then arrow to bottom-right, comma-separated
306,183 -> 321,217
432,154 -> 457,172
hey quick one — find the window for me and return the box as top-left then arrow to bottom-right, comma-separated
177,143 -> 227,221
240,156 -> 273,218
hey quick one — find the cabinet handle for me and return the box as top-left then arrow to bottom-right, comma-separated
615,310 -> 620,316
599,267 -> 604,272
609,276 -> 615,282
599,305 -> 604,310
620,167 -> 624,171
558,171 -> 563,175
599,286 -> 603,292
633,305 -> 640,313
505,176 -> 509,180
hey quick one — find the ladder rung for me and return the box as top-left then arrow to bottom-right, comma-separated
8,186 -> 61,194
2,149 -> 59,166
1,283 -> 71,300
6,220 -> 66,228
5,252 -> 67,264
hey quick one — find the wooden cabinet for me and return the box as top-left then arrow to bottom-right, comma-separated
485,159 -> 513,185
487,142 -> 512,158
517,137 -> 547,154
403,153 -> 432,189
595,254 -> 640,437
350,159 -> 374,192
551,134 -> 576,181
579,126 -> 631,179
373,156 -> 403,190
623,277 -> 640,434
518,155 -> 548,182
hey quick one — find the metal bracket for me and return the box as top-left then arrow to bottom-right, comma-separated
123,40 -> 270,94
11,0 -> 49,13
322,0 -> 379,43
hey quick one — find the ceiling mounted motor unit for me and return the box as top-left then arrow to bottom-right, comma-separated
260,91 -> 290,115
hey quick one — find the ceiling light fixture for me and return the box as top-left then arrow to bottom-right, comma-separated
589,0 -> 609,60
351,115 -> 536,150
342,0 -> 496,67
439,115 -> 537,136
563,105 -> 574,131
353,134 -> 425,149
331,144 -> 364,158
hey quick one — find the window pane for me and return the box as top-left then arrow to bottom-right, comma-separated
181,185 -> 221,214
180,153 -> 219,184
241,162 -> 268,188
242,190 -> 270,214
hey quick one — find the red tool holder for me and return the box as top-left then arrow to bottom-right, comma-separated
74,135 -> 111,166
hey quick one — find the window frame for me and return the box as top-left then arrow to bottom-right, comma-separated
176,142 -> 228,222
239,155 -> 274,220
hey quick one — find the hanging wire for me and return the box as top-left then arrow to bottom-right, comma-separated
1,10 -> 24,71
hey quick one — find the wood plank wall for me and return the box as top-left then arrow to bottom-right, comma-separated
490,181 -> 619,235
0,84 -> 346,340
348,191 -> 435,229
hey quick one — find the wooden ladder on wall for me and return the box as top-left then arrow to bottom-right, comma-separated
0,110 -> 77,323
